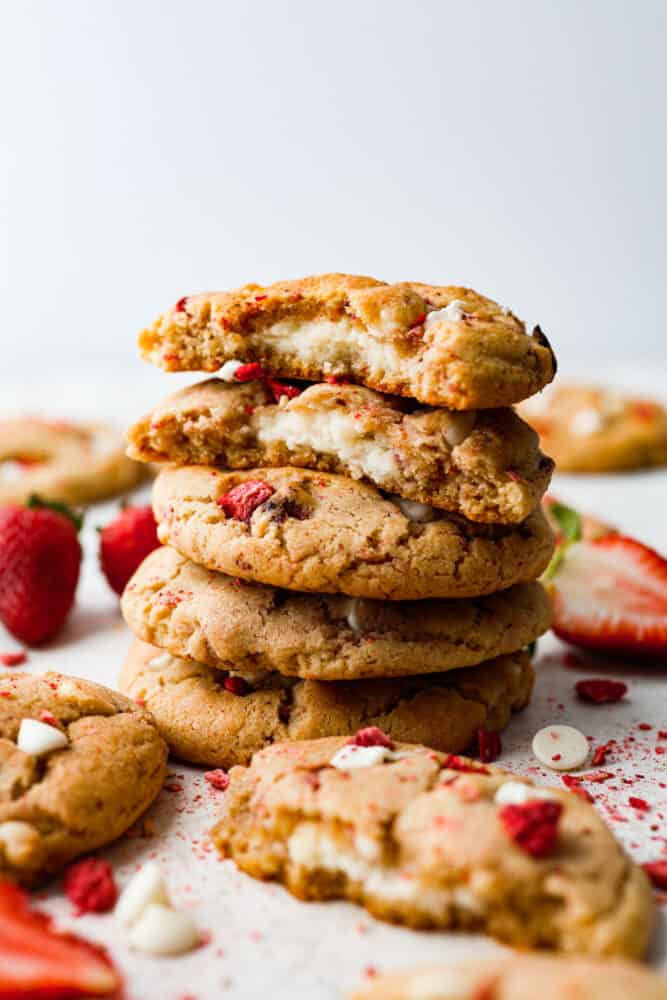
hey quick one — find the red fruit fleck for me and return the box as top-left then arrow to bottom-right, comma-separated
0,878 -> 120,995
0,651 -> 27,667
99,506 -> 160,596
638,723 -> 652,731
643,861 -> 667,890
164,782 -> 183,793
592,743 -> 612,766
499,801 -> 563,857
506,470 -> 526,483
348,727 -> 394,750
217,481 -> 275,522
441,754 -> 489,775
561,775 -> 593,801
629,796 -> 650,812
632,401 -> 660,421
0,503 -> 82,645
64,859 -> 118,915
39,710 -> 59,728
223,676 -> 250,696
575,678 -> 628,704
174,296 -> 188,312
233,362 -> 266,382
477,729 -> 501,763
325,375 -> 350,385
244,405 -> 255,416
204,769 -> 230,791
254,294 -> 268,301
266,378 -> 303,403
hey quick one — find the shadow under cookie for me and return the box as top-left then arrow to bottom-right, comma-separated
120,640 -> 535,768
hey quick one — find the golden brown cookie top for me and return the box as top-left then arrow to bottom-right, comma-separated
138,274 -> 556,409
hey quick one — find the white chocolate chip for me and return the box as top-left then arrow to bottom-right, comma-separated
148,653 -> 173,670
494,781 -> 557,806
408,967 -> 481,1000
17,719 -> 68,756
128,902 -> 200,956
425,301 -> 466,326
344,597 -> 384,632
115,861 -> 171,926
442,411 -> 476,448
393,497 -> 440,523
532,725 -> 590,771
330,744 -> 388,769
570,408 -> 605,436
0,821 -> 41,867
218,359 -> 244,381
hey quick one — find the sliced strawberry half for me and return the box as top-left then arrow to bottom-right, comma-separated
548,535 -> 667,658
0,879 -> 120,998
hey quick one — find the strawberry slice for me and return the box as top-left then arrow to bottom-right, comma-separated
0,879 -> 120,998
548,534 -> 667,658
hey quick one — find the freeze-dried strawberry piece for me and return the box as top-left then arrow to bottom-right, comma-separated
348,727 -> 394,750
64,859 -> 118,915
561,775 -> 593,802
575,678 -> 627,703
0,879 -> 120,997
204,769 -> 230,791
233,362 -> 266,382
629,796 -> 650,812
592,743 -> 612,766
39,709 -> 60,727
266,378 -> 303,403
217,481 -> 275,522
441,754 -> 489,774
477,728 -> 501,763
325,375 -> 350,385
174,296 -> 188,312
223,676 -> 251,696
499,800 -> 562,857
643,861 -> 667,890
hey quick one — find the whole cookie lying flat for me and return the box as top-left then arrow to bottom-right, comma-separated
349,955 -> 667,1000
0,671 -> 167,885
212,738 -> 654,957
0,417 -> 147,505
128,380 -> 553,523
138,274 -> 556,409
122,546 -> 551,681
120,640 -> 534,767
152,467 -> 554,600
520,383 -> 667,472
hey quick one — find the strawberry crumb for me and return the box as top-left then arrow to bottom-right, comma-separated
575,678 -> 628,704
217,481 -> 275,522
0,651 -> 27,667
499,801 -> 562,857
233,362 -> 265,382
64,858 -> 118,915
592,743 -> 613,766
441,755 -> 489,775
347,727 -> 394,750
204,769 -> 230,791
174,296 -> 188,312
325,375 -> 350,385
164,782 -> 183,793
223,676 -> 250,696
266,378 -> 302,403
39,710 -> 59,728
629,796 -> 650,812
477,729 -> 501,763
561,775 -> 594,802
643,861 -> 667,890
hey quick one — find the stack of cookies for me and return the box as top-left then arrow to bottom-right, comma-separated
120,274 -> 557,769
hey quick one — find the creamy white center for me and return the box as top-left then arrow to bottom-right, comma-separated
425,301 -> 466,325
259,318 -> 411,375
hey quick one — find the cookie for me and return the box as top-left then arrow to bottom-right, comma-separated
212,738 -> 654,957
121,546 -> 551,681
0,671 -> 167,886
138,274 -> 556,409
0,417 -> 147,506
120,640 -> 535,767
519,384 -> 667,472
152,467 -> 554,600
348,955 -> 667,1000
129,380 -> 553,523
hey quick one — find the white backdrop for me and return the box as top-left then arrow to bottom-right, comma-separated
2,0 -> 666,380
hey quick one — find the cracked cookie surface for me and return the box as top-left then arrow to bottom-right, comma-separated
0,671 -> 167,885
152,467 -> 554,600
121,546 -> 551,681
120,640 -> 534,767
349,954 -> 667,1000
138,274 -> 556,409
0,417 -> 147,506
212,738 -> 654,957
520,383 -> 667,472
128,380 -> 553,522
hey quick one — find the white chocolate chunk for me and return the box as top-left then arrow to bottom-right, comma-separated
344,597 -> 384,632
425,301 -> 466,325
408,967 -> 481,1000
115,861 -> 171,926
128,902 -> 200,956
218,359 -> 244,381
532,725 -> 589,771
570,407 -> 605,436
442,411 -> 476,447
148,652 -> 173,670
17,719 -> 68,756
330,744 -> 388,769
0,821 -> 41,867
393,497 -> 440,523
494,780 -> 557,806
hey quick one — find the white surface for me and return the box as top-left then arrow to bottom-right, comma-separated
2,0 -> 666,376
0,368 -> 665,997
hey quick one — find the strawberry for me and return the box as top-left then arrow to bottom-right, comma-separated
99,505 -> 160,595
544,503 -> 667,658
0,879 -> 120,997
0,497 -> 82,645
